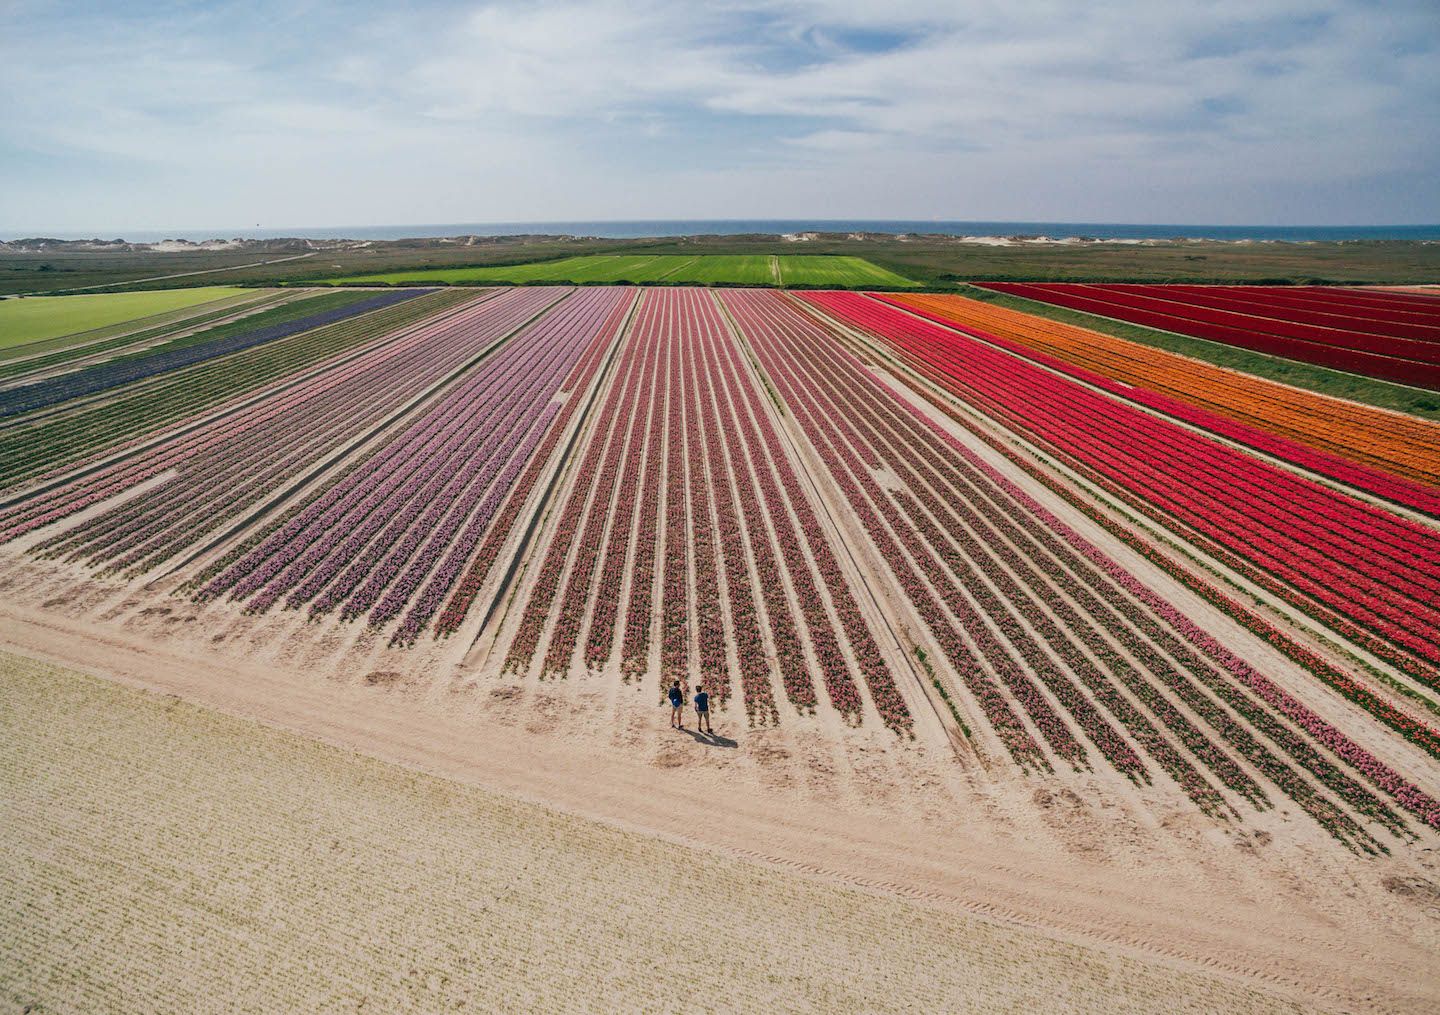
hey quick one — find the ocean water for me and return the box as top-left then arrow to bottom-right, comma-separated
16,220 -> 1440,244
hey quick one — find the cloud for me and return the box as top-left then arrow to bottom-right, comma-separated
1,0 -> 1437,231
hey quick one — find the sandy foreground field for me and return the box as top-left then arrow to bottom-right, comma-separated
0,651 -> 1311,1014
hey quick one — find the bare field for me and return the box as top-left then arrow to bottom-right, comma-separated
0,652 -> 1312,1014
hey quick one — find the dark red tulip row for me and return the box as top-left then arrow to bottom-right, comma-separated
980,282 -> 1440,388
808,292 -> 1440,684
38,291 -> 524,579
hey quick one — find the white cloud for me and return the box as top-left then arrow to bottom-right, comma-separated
1,0 -> 1436,230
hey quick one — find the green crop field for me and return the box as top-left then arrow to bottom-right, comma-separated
0,287 -> 247,349
311,254 -> 918,288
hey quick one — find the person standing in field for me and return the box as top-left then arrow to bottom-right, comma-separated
693,685 -> 712,734
668,679 -> 685,729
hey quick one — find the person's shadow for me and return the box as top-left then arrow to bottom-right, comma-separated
679,727 -> 738,749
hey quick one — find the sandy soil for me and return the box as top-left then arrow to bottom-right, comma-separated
1,652 -> 1318,1014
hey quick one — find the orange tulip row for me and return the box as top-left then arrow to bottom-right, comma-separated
890,293 -> 1440,489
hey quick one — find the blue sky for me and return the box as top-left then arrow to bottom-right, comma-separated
2,0 -> 1437,232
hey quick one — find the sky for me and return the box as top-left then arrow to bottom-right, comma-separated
2,0 -> 1438,233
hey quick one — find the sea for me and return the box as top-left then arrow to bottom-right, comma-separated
15,220 -> 1440,244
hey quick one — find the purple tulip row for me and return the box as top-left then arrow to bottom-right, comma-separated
432,300 -> 625,638
200,288 -> 621,630
25,291 -> 508,574
2,296 -> 453,545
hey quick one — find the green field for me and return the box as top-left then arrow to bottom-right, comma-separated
0,287 -> 246,349
312,254 -> 918,288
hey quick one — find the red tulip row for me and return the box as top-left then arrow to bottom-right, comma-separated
1096,283 -> 1440,343
719,294 -> 916,731
875,294 -> 1440,517
688,315 -> 778,725
429,295 -> 625,639
763,305 -> 1272,809
811,300 -> 1434,837
35,291 -> 528,576
682,318 -> 728,696
753,292 -> 1411,846
980,283 -> 1440,388
861,306 -> 1440,776
720,296 -> 1043,765
808,292 -> 1440,680
659,303 -> 690,684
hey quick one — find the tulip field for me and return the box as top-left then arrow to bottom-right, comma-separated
2,280 -> 1438,851
979,282 -> 1440,389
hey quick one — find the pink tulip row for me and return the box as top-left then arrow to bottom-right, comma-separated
810,295 -> 1434,838
542,302 -> 656,679
30,292 -> 518,575
808,293 -> 1440,683
503,289 -> 906,730
504,296 -> 652,673
195,287 -> 608,628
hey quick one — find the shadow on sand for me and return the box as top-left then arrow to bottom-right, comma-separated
675,726 -> 738,749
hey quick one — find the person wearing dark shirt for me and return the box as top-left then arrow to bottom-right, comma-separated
668,679 -> 685,728
693,686 -> 712,734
